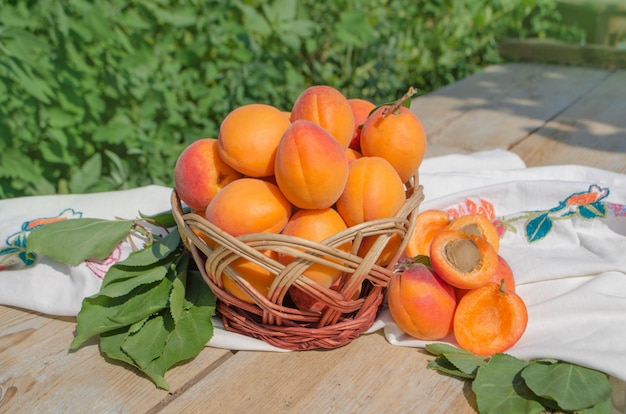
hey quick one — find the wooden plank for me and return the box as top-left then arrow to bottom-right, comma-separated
411,63 -> 612,157
0,305 -> 234,413
498,38 -> 626,67
157,332 -> 475,414
511,69 -> 626,173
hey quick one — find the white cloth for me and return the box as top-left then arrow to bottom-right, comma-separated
2,150 -> 626,385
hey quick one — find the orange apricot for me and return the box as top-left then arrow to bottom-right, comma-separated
290,85 -> 355,148
335,156 -> 406,227
387,263 -> 456,341
446,213 -> 500,253
429,230 -> 498,290
453,281 -> 528,356
357,233 -> 403,266
456,255 -> 516,301
222,250 -> 279,304
345,147 -> 363,165
217,103 -> 291,177
205,178 -> 292,237
360,105 -> 427,183
174,138 -> 242,212
279,208 -> 351,288
274,120 -> 349,209
347,98 -> 376,151
404,209 -> 451,258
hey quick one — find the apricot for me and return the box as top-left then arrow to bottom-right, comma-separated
360,105 -> 427,183
222,250 -> 279,304
404,209 -> 451,258
446,213 -> 500,253
335,156 -> 406,227
347,98 -> 376,151
174,138 -> 242,212
429,230 -> 498,290
274,120 -> 349,209
279,208 -> 351,288
345,147 -> 362,165
357,233 -> 403,266
387,263 -> 456,341
453,281 -> 528,356
217,103 -> 291,177
290,85 -> 355,148
205,178 -> 292,237
456,255 -> 516,301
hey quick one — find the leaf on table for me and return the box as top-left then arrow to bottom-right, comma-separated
99,326 -> 171,390
122,313 -> 172,370
98,268 -> 216,390
100,265 -> 170,297
69,276 -> 172,350
472,353 -> 546,414
425,343 -> 486,379
521,360 -> 613,412
168,254 -> 188,324
27,218 -> 134,265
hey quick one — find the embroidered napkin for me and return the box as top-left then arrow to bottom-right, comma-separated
2,149 -> 626,388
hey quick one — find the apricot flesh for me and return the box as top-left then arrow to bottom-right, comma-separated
429,230 -> 498,290
387,263 -> 456,341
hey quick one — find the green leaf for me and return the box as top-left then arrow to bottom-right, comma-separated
472,353 -> 545,414
522,361 -> 613,412
70,276 -> 173,350
27,218 -> 134,265
111,229 -> 181,271
122,313 -> 171,370
139,209 -> 183,229
427,355 -> 475,380
99,264 -> 170,298
425,343 -> 469,356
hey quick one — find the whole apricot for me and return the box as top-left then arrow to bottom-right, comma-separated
174,138 -> 242,212
335,156 -> 406,227
290,85 -> 355,148
217,103 -> 291,177
205,178 -> 292,237
222,250 -> 279,304
387,263 -> 456,341
456,254 -> 516,301
360,105 -> 427,183
279,208 -> 351,289
347,98 -> 376,151
274,120 -> 349,210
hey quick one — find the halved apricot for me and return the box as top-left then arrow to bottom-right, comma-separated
429,230 -> 498,290
453,281 -> 528,355
446,213 -> 500,253
456,254 -> 516,301
404,209 -> 451,258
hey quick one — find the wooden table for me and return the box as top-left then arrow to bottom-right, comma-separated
2,63 -> 625,413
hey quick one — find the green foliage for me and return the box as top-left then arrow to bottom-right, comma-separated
0,0 -> 582,198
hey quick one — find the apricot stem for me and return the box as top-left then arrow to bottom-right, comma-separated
499,278 -> 506,293
383,86 -> 418,118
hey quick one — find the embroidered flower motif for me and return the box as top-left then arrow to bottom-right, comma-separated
0,208 -> 83,268
499,184 -> 617,243
86,243 -> 123,279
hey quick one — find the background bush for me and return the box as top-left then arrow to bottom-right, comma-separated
0,0 -> 582,198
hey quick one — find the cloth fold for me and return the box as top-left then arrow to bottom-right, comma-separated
2,149 -> 626,386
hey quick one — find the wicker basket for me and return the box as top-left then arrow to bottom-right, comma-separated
171,174 -> 424,350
